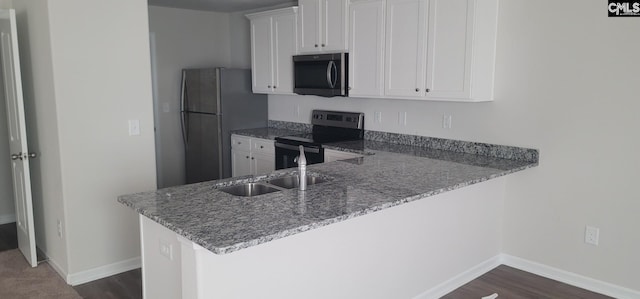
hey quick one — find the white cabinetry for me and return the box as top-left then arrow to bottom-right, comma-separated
350,0 -> 498,102
298,0 -> 348,53
247,7 -> 298,94
231,135 -> 275,177
324,149 -> 363,162
348,0 -> 386,97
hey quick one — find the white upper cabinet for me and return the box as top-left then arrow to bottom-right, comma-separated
424,0 -> 474,100
298,0 -> 348,53
348,0 -> 386,97
350,0 -> 499,102
384,0 -> 428,98
247,7 -> 298,94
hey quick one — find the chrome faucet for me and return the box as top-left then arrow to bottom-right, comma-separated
293,145 -> 307,191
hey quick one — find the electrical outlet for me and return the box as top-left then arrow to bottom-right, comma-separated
442,114 -> 452,129
398,112 -> 407,126
374,111 -> 382,124
585,226 -> 599,245
159,240 -> 173,260
128,119 -> 140,136
57,219 -> 62,238
294,105 -> 300,118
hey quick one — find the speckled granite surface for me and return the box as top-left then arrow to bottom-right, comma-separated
231,127 -> 302,140
118,131 -> 538,255
268,120 -> 312,133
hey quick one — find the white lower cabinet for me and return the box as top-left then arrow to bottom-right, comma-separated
231,135 -> 275,177
324,149 -> 363,162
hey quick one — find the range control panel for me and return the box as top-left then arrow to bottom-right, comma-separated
311,110 -> 364,129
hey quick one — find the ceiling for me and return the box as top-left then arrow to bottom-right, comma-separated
148,0 -> 297,12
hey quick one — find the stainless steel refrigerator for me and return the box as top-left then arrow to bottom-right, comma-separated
181,68 -> 267,184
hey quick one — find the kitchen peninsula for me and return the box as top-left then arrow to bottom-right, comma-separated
119,129 -> 537,299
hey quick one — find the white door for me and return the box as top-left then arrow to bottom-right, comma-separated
348,0 -> 385,97
250,16 -> 273,93
322,0 -> 348,52
424,0 -> 472,99
0,9 -> 37,267
272,11 -> 297,94
298,0 -> 321,53
231,149 -> 251,177
384,0 -> 428,98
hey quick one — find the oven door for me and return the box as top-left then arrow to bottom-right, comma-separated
275,142 -> 324,170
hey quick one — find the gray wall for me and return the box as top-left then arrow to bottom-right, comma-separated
149,5 -> 232,188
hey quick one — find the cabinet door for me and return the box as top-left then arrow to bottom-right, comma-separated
272,12 -> 298,94
322,0 -> 348,52
384,0 -> 428,98
298,0 -> 321,53
250,17 -> 274,93
232,149 -> 252,177
251,152 -> 275,175
424,0 -> 472,99
348,0 -> 385,97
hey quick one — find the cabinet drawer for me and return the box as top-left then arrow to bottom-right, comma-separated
231,135 -> 251,151
252,138 -> 275,154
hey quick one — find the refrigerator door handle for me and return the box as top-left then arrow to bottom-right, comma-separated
180,72 -> 188,146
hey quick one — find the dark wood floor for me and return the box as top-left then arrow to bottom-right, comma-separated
0,223 -> 614,298
0,222 -> 18,252
442,265 -> 613,299
73,268 -> 142,299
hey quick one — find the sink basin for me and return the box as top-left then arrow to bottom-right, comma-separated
219,183 -> 281,197
267,175 -> 328,189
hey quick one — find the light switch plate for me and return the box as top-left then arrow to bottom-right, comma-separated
128,120 -> 140,136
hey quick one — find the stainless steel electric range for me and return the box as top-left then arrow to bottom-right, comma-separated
274,110 -> 364,170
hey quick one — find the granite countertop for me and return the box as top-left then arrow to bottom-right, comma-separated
119,129 -> 538,255
231,127 -> 304,140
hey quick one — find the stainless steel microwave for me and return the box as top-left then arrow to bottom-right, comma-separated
293,53 -> 348,97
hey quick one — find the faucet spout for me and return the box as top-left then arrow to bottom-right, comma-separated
295,145 -> 307,191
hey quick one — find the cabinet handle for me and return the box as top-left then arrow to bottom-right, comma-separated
415,88 -> 420,92
426,88 -> 430,92
321,44 -> 325,47
251,157 -> 255,160
315,44 -> 318,47
260,145 -> 264,149
267,85 -> 272,88
246,156 -> 249,159
273,85 -> 277,89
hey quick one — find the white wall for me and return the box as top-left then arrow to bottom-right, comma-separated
269,0 -> 640,292
13,0 -> 69,274
46,0 -> 157,276
14,0 -> 160,281
148,6 -> 231,188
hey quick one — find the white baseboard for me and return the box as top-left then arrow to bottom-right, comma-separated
0,213 -> 16,225
412,254 -> 640,299
413,255 -> 502,299
45,254 -> 68,282
501,254 -> 640,299
66,256 -> 141,286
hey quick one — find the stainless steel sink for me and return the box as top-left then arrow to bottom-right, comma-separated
267,175 -> 327,189
219,183 -> 281,197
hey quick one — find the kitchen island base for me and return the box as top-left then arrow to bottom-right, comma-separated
140,177 -> 507,299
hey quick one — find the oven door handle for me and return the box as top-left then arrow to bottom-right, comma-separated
275,142 -> 321,154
